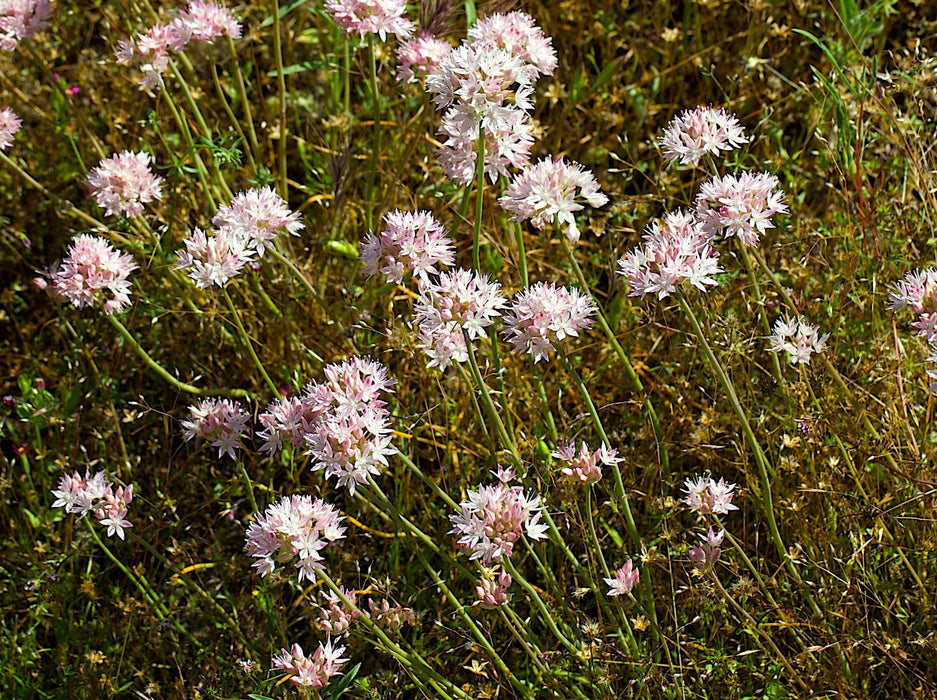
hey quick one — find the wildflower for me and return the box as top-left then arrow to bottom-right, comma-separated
449,470 -> 548,564
244,495 -> 347,582
86,151 -> 163,218
176,227 -> 252,288
360,209 -> 454,284
695,171 -> 788,246
499,157 -> 608,243
0,0 -> 52,52
212,186 -> 304,258
258,394 -> 323,454
617,210 -> 722,299
475,570 -> 512,609
767,316 -> 829,365
51,470 -> 134,540
889,268 -> 937,346
688,528 -> 724,570
467,11 -> 557,78
324,0 -> 414,41
318,586 -> 363,633
502,282 -> 595,362
178,0 -> 241,43
683,475 -> 739,515
416,320 -> 469,371
50,234 -> 137,314
367,598 -> 415,628
552,441 -> 622,484
414,268 -> 507,342
396,32 -> 451,83
271,641 -> 348,689
604,559 -> 640,596
658,106 -> 748,166
436,107 -> 533,185
0,106 -> 21,151
180,398 -> 250,459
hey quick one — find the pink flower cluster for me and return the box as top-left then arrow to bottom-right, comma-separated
475,569 -> 512,609
499,157 -> 608,243
617,210 -> 723,299
0,106 -> 21,151
116,1 -> 241,89
696,171 -> 788,247
86,151 -> 163,218
318,586 -> 364,633
449,467 -> 548,564
271,641 -> 347,688
51,470 -> 134,540
324,0 -> 413,40
767,316 -> 829,365
502,282 -> 596,363
396,32 -> 451,83
683,475 -> 739,515
49,234 -> 138,314
177,187 -> 303,288
0,0 -> 51,52
181,397 -> 250,459
244,495 -> 347,582
360,209 -> 455,284
604,559 -> 639,597
688,527 -> 724,570
659,106 -> 748,166
552,441 -> 622,484
889,268 -> 937,391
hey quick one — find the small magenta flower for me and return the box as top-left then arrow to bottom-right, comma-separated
659,106 -> 748,166
695,171 -> 788,247
396,32 -> 451,83
51,470 -> 134,540
86,151 -> 163,218
683,475 -> 739,515
180,397 -> 250,459
604,559 -> 640,597
499,157 -> 608,243
688,528 -> 724,570
767,316 -> 829,365
502,282 -> 596,362
889,268 -> 937,346
475,570 -> 512,609
360,209 -> 454,284
552,441 -> 621,484
324,0 -> 414,41
0,106 -> 22,151
271,641 -> 348,688
50,234 -> 138,314
0,0 -> 52,52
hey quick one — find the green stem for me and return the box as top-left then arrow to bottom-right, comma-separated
366,35 -> 382,232
272,0 -> 289,200
225,35 -> 261,161
473,127 -> 486,271
501,557 -> 578,654
221,287 -> 280,398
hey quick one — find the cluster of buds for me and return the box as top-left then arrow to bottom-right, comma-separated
51,470 -> 134,540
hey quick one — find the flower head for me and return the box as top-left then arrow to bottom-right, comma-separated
467,11 -> 557,78
213,186 -> 304,258
552,441 -> 621,484
659,106 -> 748,166
86,151 -> 163,218
683,475 -> 739,515
50,234 -> 137,314
414,268 -> 506,342
0,0 -> 52,52
51,470 -> 134,540
688,528 -> 724,570
176,226 -> 252,288
767,316 -> 829,365
396,32 -> 451,83
318,586 -> 363,633
604,559 -> 640,596
501,282 -> 595,362
0,106 -> 22,151
324,0 -> 414,40
436,106 -> 533,185
271,641 -> 348,688
695,171 -> 788,247
475,569 -> 512,609
178,0 -> 241,42
181,398 -> 250,459
361,209 -> 454,284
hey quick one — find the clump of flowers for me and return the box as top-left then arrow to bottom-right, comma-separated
51,470 -> 134,540
0,0 -> 52,52
415,268 -> 506,341
367,598 -> 416,628
212,186 -> 304,258
416,320 -> 468,371
360,209 -> 454,284
688,527 -> 724,570
659,106 -> 748,166
176,227 -> 251,288
467,10 -> 557,78
179,0 -> 242,43
683,475 -> 739,515
324,0 -> 413,40
318,586 -> 363,633
258,394 -> 323,455
552,441 -> 622,484
604,559 -> 640,597
0,106 -> 21,151
767,316 -> 829,365
181,398 -> 250,459
617,210 -> 723,299
475,569 -> 512,609
396,32 -> 451,83
244,495 -> 347,582
86,151 -> 163,218
501,282 -> 596,362
449,467 -> 548,564
499,157 -> 608,243
49,234 -> 138,314
271,641 -> 348,689
889,268 -> 937,391
695,171 -> 788,247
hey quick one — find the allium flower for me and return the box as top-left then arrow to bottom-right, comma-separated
0,106 -> 21,151
889,268 -> 937,346
683,475 -> 739,515
475,570 -> 512,609
688,527 -> 724,570
604,559 -> 640,597
244,495 -> 347,582
318,586 -> 363,633
50,234 -> 137,314
617,210 -> 723,299
502,282 -> 596,362
212,186 -> 304,258
0,0 -> 52,52
767,316 -> 829,365
467,11 -> 557,78
86,151 -> 163,218
416,320 -> 468,371
258,394 -> 324,454
695,171 -> 788,246
51,470 -> 134,540
552,441 -> 622,484
178,0 -> 241,42
180,398 -> 250,459
271,641 -> 348,689
659,106 -> 748,166
436,107 -> 533,185
367,598 -> 415,628
414,268 -> 507,342
499,157 -> 608,243
360,209 -> 454,284
324,0 -> 414,40
176,227 -> 252,288
449,469 -> 548,564
396,32 -> 451,83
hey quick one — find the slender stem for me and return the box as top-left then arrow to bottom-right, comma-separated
473,127 -> 486,271
501,557 -> 578,654
225,36 -> 260,161
272,0 -> 289,200
736,241 -> 784,385
366,35 -> 382,232
237,459 -> 258,513
513,221 -> 529,287
210,62 -> 257,172
221,287 -> 280,398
